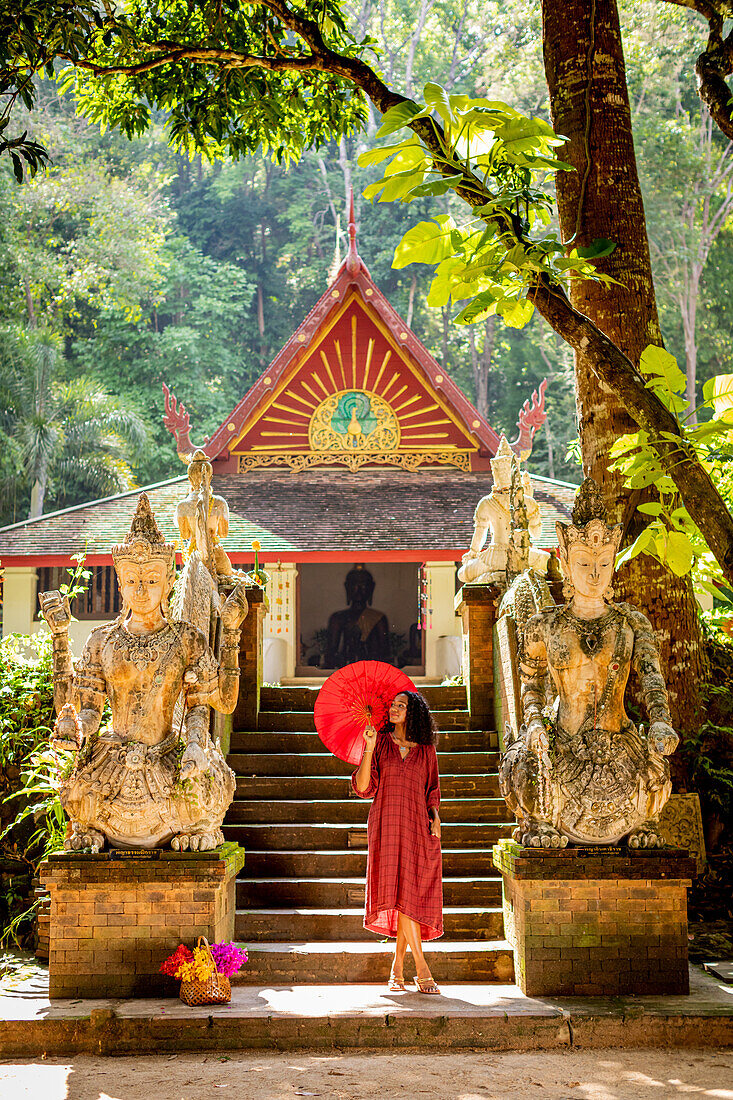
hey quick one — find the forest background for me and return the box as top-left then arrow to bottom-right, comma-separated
1,0 -> 732,524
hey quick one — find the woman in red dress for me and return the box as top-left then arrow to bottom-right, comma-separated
352,690 -> 442,994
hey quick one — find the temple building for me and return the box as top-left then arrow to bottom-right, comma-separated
0,206 -> 576,682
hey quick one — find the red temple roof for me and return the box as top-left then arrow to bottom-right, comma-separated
164,196 -> 501,474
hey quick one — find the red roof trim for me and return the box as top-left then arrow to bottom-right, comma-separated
4,549 -> 464,566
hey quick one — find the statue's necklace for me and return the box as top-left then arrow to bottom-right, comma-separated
113,622 -> 179,671
562,607 -> 617,657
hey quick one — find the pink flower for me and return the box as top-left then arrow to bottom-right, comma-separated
210,942 -> 248,977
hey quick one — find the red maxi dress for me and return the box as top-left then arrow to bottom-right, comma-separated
351,728 -> 443,940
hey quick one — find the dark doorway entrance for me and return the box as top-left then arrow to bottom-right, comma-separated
297,562 -> 423,675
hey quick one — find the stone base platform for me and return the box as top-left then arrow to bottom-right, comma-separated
0,964 -> 731,1056
39,843 -> 244,999
493,840 -> 696,998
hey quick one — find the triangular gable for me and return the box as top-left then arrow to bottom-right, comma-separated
191,212 -> 500,474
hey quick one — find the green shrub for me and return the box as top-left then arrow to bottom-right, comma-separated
0,631 -> 67,945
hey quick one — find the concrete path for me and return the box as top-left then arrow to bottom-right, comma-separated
1,959 -> 732,1056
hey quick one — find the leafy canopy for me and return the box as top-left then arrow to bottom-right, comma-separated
610,343 -> 733,594
3,0 -> 371,176
360,84 -> 616,329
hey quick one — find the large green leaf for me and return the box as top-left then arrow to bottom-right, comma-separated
375,101 -> 423,137
703,374 -> 733,423
393,216 -> 455,268
497,297 -> 534,328
358,139 -> 418,167
423,83 -> 454,126
576,238 -> 617,259
639,345 -> 687,395
665,530 -> 696,576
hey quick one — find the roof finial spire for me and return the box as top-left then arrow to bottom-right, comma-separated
346,186 -> 359,275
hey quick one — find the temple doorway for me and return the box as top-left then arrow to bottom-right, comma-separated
297,562 -> 423,676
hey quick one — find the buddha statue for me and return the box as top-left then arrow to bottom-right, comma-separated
38,493 -> 248,852
458,436 -> 548,586
324,565 -> 390,668
499,478 -> 678,849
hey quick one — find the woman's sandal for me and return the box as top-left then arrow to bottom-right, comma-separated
415,975 -> 440,995
388,973 -> 408,992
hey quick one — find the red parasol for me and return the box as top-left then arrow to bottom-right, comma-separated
314,661 -> 416,766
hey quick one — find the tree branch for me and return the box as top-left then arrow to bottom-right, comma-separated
659,0 -> 733,140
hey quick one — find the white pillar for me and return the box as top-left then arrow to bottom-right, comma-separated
423,561 -> 461,679
2,566 -> 38,638
263,562 -> 297,681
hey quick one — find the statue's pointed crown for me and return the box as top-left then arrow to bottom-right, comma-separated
556,477 -> 622,553
490,435 -> 513,490
112,493 -> 176,572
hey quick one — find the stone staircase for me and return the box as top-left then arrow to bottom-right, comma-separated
223,684 -> 515,984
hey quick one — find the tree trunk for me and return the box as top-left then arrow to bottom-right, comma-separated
29,470 -> 47,519
441,304 -> 450,368
23,276 -> 36,329
542,0 -> 704,734
406,273 -> 417,329
682,273 -> 700,420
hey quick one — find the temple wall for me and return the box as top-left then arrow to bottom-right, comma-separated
2,567 -> 37,639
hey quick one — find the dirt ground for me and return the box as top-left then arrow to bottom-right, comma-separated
1,1049 -> 732,1100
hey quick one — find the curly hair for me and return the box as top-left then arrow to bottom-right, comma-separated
379,690 -> 439,747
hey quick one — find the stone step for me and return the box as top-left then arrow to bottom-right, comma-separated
256,710 -> 473,732
232,940 -> 514,985
237,876 -> 502,909
226,822 -> 512,851
260,684 -> 467,712
228,751 -> 499,777
227,797 -> 509,824
235,906 -> 504,942
234,848 -> 496,878
234,773 -> 501,799
231,729 -> 497,753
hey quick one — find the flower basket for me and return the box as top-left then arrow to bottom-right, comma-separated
180,972 -> 231,1006
160,936 -> 248,1006
178,937 -> 232,1006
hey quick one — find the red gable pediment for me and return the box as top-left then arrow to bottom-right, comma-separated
171,204 -> 500,474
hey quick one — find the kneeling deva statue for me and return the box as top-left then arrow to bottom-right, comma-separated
500,478 -> 678,849
39,493 -> 248,852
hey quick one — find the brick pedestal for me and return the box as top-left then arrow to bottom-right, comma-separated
40,842 -> 244,998
493,839 -> 695,997
455,583 -> 502,729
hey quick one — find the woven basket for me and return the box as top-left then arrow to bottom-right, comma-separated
179,937 -> 232,1006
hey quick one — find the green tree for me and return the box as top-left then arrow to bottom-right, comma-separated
4,0 -> 733,591
0,327 -> 146,522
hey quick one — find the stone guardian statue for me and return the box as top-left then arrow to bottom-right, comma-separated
39,493 -> 248,852
499,478 -> 679,849
458,435 -> 549,586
